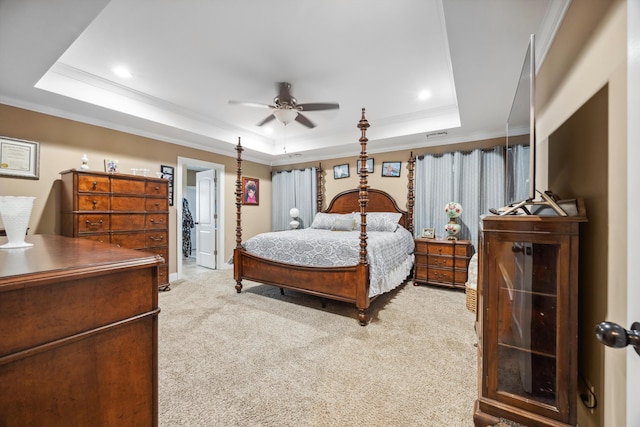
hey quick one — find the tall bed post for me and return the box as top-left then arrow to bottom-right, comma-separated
316,163 -> 323,213
356,108 -> 370,325
407,151 -> 415,235
234,137 -> 243,293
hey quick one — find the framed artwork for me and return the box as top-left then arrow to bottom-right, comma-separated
161,165 -> 175,206
357,158 -> 374,173
242,177 -> 259,205
104,159 -> 119,173
381,161 -> 401,177
333,164 -> 349,179
421,227 -> 435,239
0,136 -> 40,179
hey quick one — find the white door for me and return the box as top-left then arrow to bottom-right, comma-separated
195,169 -> 217,269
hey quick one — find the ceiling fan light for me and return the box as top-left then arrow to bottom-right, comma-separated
273,109 -> 298,125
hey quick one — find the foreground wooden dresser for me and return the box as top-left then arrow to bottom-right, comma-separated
0,235 -> 162,426
60,169 -> 170,290
414,238 -> 472,289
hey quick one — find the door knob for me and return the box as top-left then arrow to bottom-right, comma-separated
595,321 -> 640,356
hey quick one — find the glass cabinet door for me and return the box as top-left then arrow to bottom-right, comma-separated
492,239 -> 560,408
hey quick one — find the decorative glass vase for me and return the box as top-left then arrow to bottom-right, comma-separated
0,196 -> 35,249
444,202 -> 463,241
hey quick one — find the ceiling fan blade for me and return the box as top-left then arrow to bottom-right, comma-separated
228,100 -> 275,109
257,114 -> 276,126
276,82 -> 294,104
297,102 -> 340,111
295,113 -> 315,128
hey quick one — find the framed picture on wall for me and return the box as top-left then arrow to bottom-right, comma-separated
333,164 -> 349,179
356,158 -> 374,173
381,161 -> 401,177
242,177 -> 259,205
161,165 -> 174,206
0,137 -> 40,179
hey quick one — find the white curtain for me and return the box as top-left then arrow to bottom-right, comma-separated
415,146 -> 505,251
271,168 -> 317,231
506,144 -> 530,203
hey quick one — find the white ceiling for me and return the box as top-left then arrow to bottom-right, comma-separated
0,0 -> 569,165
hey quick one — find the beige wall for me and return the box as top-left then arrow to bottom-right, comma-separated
536,1 -> 626,426
273,137 -> 504,213
0,104 -> 272,277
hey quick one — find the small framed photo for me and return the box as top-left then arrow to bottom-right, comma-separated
356,158 -> 374,173
421,227 -> 435,239
381,161 -> 401,177
0,136 -> 40,179
161,165 -> 175,206
242,177 -> 259,205
333,164 -> 349,179
104,159 -> 119,173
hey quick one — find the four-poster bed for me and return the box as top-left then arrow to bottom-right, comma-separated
233,109 -> 416,325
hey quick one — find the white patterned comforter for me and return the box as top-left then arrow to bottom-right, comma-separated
242,226 -> 415,297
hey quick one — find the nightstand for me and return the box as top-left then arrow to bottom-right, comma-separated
414,238 -> 472,289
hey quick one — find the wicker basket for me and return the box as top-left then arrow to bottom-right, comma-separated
465,283 -> 477,313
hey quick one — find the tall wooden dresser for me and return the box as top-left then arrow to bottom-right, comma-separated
414,238 -> 472,289
60,169 -> 170,290
0,234 -> 161,426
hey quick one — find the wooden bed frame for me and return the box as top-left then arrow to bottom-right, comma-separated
233,109 -> 415,325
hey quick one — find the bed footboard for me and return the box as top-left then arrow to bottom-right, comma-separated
234,248 -> 371,325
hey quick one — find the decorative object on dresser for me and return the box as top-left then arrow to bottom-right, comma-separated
80,153 -> 89,170
473,201 -> 587,427
60,169 -> 170,290
413,238 -> 472,289
444,201 -> 463,240
0,234 -> 161,426
0,196 -> 35,249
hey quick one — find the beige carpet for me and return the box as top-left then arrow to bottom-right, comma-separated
158,267 -> 512,426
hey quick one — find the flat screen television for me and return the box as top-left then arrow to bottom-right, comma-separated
505,34 -> 535,205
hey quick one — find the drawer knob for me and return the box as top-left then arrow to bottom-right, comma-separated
150,235 -> 164,241
85,219 -> 103,227
155,186 -> 160,191
92,181 -> 97,190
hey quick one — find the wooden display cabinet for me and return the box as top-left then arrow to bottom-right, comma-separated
474,204 -> 586,427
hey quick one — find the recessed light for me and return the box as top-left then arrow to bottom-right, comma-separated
418,90 -> 431,100
112,66 -> 132,79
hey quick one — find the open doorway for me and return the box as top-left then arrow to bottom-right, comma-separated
176,156 -> 225,281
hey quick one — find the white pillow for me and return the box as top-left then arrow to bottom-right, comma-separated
353,212 -> 402,232
310,213 -> 354,229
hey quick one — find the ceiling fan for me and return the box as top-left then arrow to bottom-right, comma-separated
229,82 -> 339,128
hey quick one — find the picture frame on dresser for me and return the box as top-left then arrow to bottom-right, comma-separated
421,227 -> 435,238
0,136 -> 40,179
161,165 -> 174,206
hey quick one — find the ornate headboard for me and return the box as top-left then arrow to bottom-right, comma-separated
324,188 -> 409,229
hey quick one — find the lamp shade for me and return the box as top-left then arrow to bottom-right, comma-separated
289,207 -> 300,218
274,109 -> 299,125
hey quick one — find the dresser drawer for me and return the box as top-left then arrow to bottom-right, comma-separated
77,214 -> 110,233
77,233 -> 110,244
111,213 -> 146,231
427,254 -> 470,269
146,181 -> 168,197
146,197 -> 168,212
77,194 -> 110,211
111,231 -> 146,249
146,231 -> 167,248
111,177 -> 146,194
77,174 -> 110,193
146,213 -> 168,229
111,195 -> 146,211
427,268 -> 468,285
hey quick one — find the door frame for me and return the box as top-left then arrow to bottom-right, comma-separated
176,156 -> 225,281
